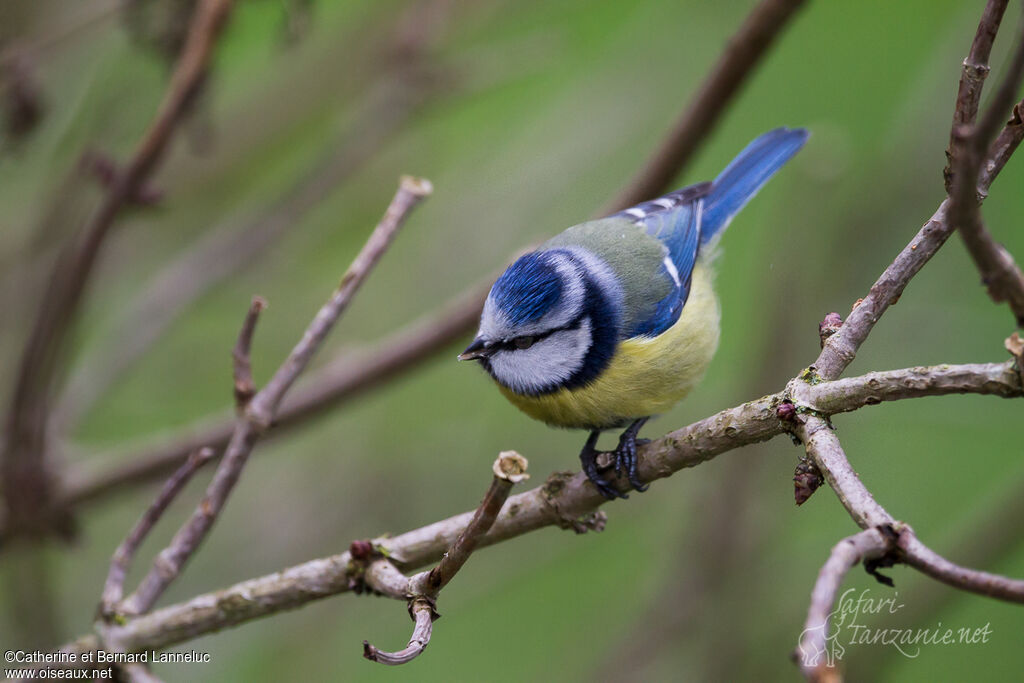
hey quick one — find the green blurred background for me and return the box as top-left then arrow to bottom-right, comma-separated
1,0 -> 1022,680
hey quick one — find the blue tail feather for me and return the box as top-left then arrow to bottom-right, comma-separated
700,127 -> 808,245
608,127 -> 807,338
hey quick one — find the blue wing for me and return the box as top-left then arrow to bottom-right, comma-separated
609,127 -> 808,337
610,183 -> 710,337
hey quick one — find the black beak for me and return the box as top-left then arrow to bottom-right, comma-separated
458,338 -> 494,361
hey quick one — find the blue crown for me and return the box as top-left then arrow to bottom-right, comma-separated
490,252 -> 563,326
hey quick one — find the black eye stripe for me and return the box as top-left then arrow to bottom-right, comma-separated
495,315 -> 585,352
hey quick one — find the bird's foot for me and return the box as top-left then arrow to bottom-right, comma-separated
578,419 -> 651,500
613,418 -> 649,493
579,432 -> 627,500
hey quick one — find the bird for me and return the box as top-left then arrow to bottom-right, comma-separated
459,128 -> 808,500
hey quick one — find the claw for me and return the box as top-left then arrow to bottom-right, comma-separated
579,431 -> 627,500
616,418 -> 649,493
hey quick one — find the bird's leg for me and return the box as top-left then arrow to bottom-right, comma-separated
615,417 -> 650,493
579,430 -> 627,500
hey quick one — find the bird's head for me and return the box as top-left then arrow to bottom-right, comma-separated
460,249 -> 618,396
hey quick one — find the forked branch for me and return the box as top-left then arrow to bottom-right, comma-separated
99,448 -> 215,615
112,177 -> 432,617
362,452 -> 529,665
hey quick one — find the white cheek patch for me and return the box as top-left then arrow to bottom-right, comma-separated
489,318 -> 593,395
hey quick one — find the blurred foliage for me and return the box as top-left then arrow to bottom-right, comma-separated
1,0 -> 1022,681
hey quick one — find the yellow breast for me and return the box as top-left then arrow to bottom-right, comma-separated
498,262 -> 721,429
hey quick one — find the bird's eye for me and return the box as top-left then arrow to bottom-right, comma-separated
514,336 -> 536,350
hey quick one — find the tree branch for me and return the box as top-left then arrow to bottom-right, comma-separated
602,0 -> 808,214
100,448 -> 215,615
410,451 -> 529,597
944,0 -> 1010,191
812,190 -> 1019,383
947,11 -> 1024,326
34,360 -> 1016,659
815,7 -> 1024,381
796,360 -> 1023,413
789,16 -> 1024,672
0,0 -> 235,538
899,533 -> 1024,602
978,98 -> 1024,191
954,217 -> 1024,326
796,527 -> 895,682
971,10 -> 1024,167
247,176 -> 433,425
115,176 -> 432,616
362,598 -> 435,665
794,414 -> 1024,602
362,452 -> 528,665
847,469 -> 1024,678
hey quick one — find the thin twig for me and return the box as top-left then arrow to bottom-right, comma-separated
979,98 -> 1024,191
362,452 -> 528,666
232,297 -> 266,411
362,598 -> 435,666
954,217 -> 1024,326
811,202 -> 964,381
248,176 -> 433,425
947,12 -> 1024,326
601,0 -> 808,214
100,448 -> 215,615
0,0 -> 235,538
796,528 -> 894,682
971,11 -> 1024,167
412,452 -> 529,596
899,533 -> 1024,602
794,417 -> 892,527
117,177 -> 431,616
944,0 -> 1010,191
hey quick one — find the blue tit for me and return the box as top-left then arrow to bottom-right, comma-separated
459,128 -> 808,499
